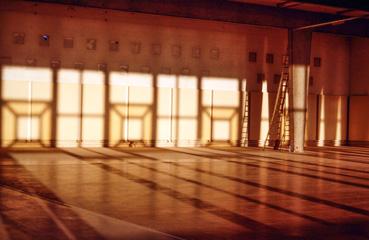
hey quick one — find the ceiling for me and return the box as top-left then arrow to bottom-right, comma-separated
24,0 -> 369,18
231,0 -> 369,17
10,0 -> 369,37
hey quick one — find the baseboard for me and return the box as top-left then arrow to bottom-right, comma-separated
305,140 -> 348,147
2,139 -> 367,148
346,141 -> 369,147
0,139 -> 242,148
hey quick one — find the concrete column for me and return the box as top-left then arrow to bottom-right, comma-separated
103,70 -> 110,147
0,65 -> 3,148
151,74 -> 158,147
289,29 -> 312,152
50,68 -> 58,148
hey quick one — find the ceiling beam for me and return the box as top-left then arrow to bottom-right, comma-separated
336,9 -> 355,15
292,0 -> 369,12
276,1 -> 303,9
294,14 -> 369,31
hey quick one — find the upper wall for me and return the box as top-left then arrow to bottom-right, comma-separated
350,37 -> 369,95
0,6 -> 287,92
309,32 -> 350,96
0,6 -> 356,96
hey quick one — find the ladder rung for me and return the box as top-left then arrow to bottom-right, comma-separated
263,52 -> 292,150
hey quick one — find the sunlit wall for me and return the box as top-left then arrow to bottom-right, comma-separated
57,70 -> 105,147
156,75 -> 198,146
2,66 -> 52,147
201,77 -> 239,145
109,72 -> 153,147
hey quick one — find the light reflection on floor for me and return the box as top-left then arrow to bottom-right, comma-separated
1,146 -> 369,239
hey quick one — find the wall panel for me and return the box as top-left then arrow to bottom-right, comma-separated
349,96 -> 369,143
306,94 -> 318,142
57,70 -> 81,147
317,95 -> 347,146
310,33 -> 350,95
350,38 -> 369,95
1,66 -> 52,147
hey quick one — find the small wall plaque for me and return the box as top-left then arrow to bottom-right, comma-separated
309,76 -> 314,86
192,47 -> 201,59
86,39 -> 97,50
161,67 -> 171,74
182,68 -> 190,75
26,58 -> 37,66
74,62 -> 84,69
202,70 -> 210,76
119,64 -> 129,72
98,63 -> 107,71
171,45 -> 181,58
313,57 -> 321,67
50,59 -> 61,68
249,52 -> 257,63
273,74 -> 281,84
130,42 -> 141,54
13,32 -> 25,45
257,73 -> 265,84
109,40 -> 119,52
39,34 -> 50,47
140,66 -> 150,73
64,38 -> 74,48
266,53 -> 274,64
152,44 -> 161,55
210,48 -> 219,60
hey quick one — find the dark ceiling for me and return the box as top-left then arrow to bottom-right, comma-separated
27,0 -> 369,14
231,0 -> 369,17
19,0 -> 369,37
292,0 -> 369,12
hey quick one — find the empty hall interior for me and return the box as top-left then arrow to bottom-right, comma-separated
1,0 -> 369,239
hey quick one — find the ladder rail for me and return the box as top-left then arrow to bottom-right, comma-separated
281,93 -> 290,145
263,55 -> 290,150
240,87 -> 249,147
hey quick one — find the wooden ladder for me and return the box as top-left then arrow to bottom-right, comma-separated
240,90 -> 249,147
263,55 -> 291,150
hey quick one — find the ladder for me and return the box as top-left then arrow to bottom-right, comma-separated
240,90 -> 249,146
263,55 -> 291,150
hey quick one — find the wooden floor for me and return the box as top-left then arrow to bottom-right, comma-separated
1,146 -> 369,239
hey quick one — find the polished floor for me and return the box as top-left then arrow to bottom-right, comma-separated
1,146 -> 369,239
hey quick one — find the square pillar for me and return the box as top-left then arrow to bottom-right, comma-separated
289,30 -> 312,152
